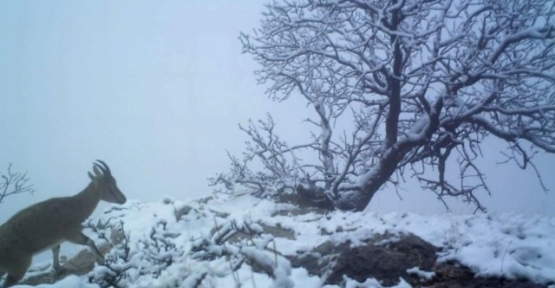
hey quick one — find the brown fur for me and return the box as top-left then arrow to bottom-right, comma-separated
0,160 -> 126,287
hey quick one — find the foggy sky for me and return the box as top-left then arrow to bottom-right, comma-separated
1,0 -> 553,231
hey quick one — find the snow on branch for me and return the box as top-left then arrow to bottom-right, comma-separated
225,0 -> 555,212
87,212 -> 293,287
209,114 -> 306,197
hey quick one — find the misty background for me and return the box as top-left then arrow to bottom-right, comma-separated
1,0 -> 554,237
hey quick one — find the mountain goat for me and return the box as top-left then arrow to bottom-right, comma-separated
0,160 -> 126,287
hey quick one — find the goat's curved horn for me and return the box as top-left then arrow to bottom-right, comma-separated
93,165 -> 102,177
94,160 -> 111,176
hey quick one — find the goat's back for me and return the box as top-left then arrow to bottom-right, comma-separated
0,197 -> 83,255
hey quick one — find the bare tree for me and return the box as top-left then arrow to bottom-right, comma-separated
0,164 -> 34,204
213,0 -> 555,212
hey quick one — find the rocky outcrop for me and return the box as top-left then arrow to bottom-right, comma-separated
289,232 -> 438,286
288,232 -> 549,287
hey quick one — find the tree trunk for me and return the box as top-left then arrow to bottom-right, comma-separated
293,141 -> 416,212
355,143 -> 412,211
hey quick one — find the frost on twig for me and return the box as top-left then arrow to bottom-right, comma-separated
209,114 -> 303,199
217,0 -> 555,212
0,163 -> 34,204
190,217 -> 293,287
87,215 -> 293,287
88,220 -> 183,288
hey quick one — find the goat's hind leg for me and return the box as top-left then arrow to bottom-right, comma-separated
2,255 -> 31,287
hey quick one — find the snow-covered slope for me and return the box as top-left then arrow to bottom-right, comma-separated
7,194 -> 555,287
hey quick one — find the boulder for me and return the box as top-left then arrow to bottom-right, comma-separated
288,232 -> 549,287
289,232 -> 437,286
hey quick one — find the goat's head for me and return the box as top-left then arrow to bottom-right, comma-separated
88,160 -> 127,204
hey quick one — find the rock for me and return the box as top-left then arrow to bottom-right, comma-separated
260,223 -> 295,240
429,261 -> 548,288
214,222 -> 296,244
290,240 -> 348,280
173,205 -> 193,220
274,189 -> 335,213
288,232 -> 549,288
18,242 -> 113,286
289,232 -> 438,286
328,233 -> 438,286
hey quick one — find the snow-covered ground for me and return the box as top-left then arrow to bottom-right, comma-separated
7,194 -> 555,288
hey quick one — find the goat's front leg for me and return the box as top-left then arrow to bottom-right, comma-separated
66,232 -> 105,265
51,245 -> 66,274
